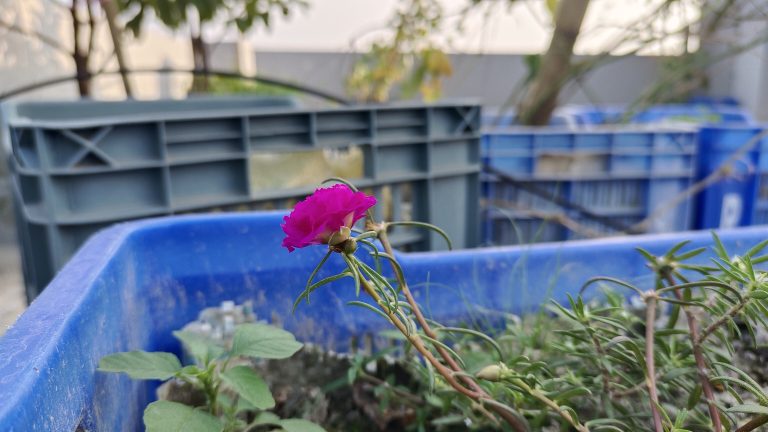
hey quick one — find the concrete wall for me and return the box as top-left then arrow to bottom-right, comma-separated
252,50 -> 667,108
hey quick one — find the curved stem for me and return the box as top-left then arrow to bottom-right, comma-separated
357,275 -> 480,400
736,414 -> 768,432
509,378 -> 589,432
376,228 -> 528,431
697,296 -> 749,345
354,263 -> 527,431
378,228 -> 481,384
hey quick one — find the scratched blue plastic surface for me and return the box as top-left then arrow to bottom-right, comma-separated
2,212 -> 768,431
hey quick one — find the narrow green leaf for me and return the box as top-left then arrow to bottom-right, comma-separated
293,250 -> 332,311
220,366 -> 275,410
580,276 -> 645,297
231,323 -> 303,360
435,327 -> 504,362
420,334 -> 466,368
321,177 -> 358,191
726,404 -> 768,415
387,221 -> 453,250
746,238 -> 768,258
552,387 -> 592,404
98,351 -> 181,380
635,247 -> 658,263
347,300 -> 391,323
686,384 -> 702,410
341,253 -> 362,297
294,271 -> 353,312
143,400 -> 222,432
665,240 -> 692,258
675,247 -> 707,261
711,231 -> 729,260
749,289 -> 768,299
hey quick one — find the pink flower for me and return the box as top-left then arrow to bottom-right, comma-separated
281,184 -> 377,252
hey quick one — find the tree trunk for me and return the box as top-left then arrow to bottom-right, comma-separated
71,0 -> 91,97
190,32 -> 210,93
100,0 -> 134,98
517,0 -> 590,126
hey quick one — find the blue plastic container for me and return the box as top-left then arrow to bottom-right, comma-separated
481,128 -> 698,245
555,104 -> 753,127
693,126 -> 765,229
2,212 -> 768,431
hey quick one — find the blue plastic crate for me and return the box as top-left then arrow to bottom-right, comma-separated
482,128 -> 698,245
1,212 -> 768,431
2,98 -> 482,300
692,125 -> 768,229
555,104 -> 753,127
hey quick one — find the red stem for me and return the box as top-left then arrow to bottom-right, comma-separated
645,295 -> 664,432
664,274 -> 722,432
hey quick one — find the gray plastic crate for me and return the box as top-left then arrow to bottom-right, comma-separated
2,98 -> 481,300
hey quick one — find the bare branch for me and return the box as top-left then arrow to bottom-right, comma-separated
86,0 -> 97,56
0,18 -> 72,54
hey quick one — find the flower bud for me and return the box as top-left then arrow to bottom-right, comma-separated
342,237 -> 358,254
476,364 -> 503,382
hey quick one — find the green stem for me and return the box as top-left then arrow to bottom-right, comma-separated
644,294 -> 664,432
508,377 -> 589,432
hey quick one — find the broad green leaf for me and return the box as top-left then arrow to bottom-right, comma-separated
220,366 -> 275,410
231,323 -> 303,359
279,418 -> 327,432
250,411 -> 281,425
143,400 -> 222,432
173,331 -> 225,363
98,351 -> 181,380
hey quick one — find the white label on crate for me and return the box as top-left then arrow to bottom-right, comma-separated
720,193 -> 743,229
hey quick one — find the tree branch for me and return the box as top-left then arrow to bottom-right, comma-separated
0,18 -> 72,54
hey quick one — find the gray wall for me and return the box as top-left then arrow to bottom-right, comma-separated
253,51 -> 666,108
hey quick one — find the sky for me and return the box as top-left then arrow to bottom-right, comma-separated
208,0 -> 700,55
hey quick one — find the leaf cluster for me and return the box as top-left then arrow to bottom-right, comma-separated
99,323 -> 323,432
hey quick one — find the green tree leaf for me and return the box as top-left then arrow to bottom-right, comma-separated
231,323 -> 303,359
98,351 -> 181,380
278,419 -> 327,432
220,366 -> 275,410
143,400 -> 222,432
173,330 -> 225,363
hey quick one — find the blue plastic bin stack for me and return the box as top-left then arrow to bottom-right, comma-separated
694,126 -> 768,229
482,128 -> 698,245
2,98 -> 483,300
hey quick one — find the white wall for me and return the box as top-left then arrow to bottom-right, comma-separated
0,0 -> 193,101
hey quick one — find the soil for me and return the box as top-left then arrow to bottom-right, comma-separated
160,346 -> 425,432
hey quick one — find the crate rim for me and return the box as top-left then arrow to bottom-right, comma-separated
2,98 -> 484,129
